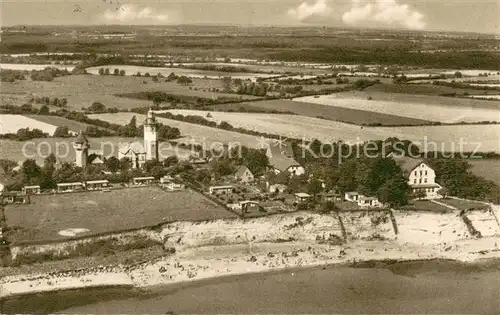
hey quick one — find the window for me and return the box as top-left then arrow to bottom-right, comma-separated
414,179 -> 417,184
414,171 -> 417,176
420,171 -> 422,176
419,179 -> 422,184
424,178 -> 427,183
425,170 -> 428,175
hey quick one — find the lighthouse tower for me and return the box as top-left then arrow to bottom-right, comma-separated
144,109 -> 158,161
73,131 -> 90,167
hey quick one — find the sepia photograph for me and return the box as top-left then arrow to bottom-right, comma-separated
0,0 -> 499,313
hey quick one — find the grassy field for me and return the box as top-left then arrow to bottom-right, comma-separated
398,200 -> 453,213
216,99 -> 431,126
25,115 -> 97,133
365,83 -> 500,97
0,114 -> 58,134
0,137 -> 194,165
158,109 -> 500,153
5,187 -> 236,243
89,112 -> 267,149
468,159 -> 500,186
294,91 -> 500,124
0,74 -> 257,111
439,198 -> 490,211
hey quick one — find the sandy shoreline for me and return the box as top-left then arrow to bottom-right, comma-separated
1,237 -> 499,299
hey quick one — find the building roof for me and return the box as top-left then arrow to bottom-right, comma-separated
268,140 -> 294,158
295,192 -> 311,198
57,182 -> 83,186
235,165 -> 252,177
392,155 -> 426,174
86,180 -> 109,184
133,176 -> 154,180
359,196 -> 378,201
119,142 -> 146,155
410,183 -> 441,189
269,156 -> 302,172
345,191 -> 359,196
210,185 -> 234,189
23,185 -> 40,189
74,131 -> 89,145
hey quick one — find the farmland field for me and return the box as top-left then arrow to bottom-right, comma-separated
0,137 -> 194,165
294,92 -> 500,123
4,187 -> 236,243
217,99 -> 431,126
159,109 -> 500,152
467,159 -> 500,186
25,115 -> 97,134
85,65 -> 279,81
89,112 -> 267,149
0,74 -> 257,111
0,63 -> 75,71
365,83 -> 500,97
0,114 -> 57,134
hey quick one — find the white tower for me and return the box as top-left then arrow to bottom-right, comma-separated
144,109 -> 158,161
73,131 -> 90,168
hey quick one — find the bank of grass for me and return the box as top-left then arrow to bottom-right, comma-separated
11,235 -> 162,267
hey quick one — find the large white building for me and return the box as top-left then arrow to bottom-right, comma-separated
266,141 -> 305,176
118,110 -> 159,168
393,156 -> 442,199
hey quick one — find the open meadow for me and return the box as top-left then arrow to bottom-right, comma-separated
0,136 -> 194,165
160,109 -> 500,152
89,112 -> 267,149
0,74 -> 257,111
468,159 -> 500,186
25,115 -> 98,134
222,99 -> 431,126
294,91 -> 500,124
0,114 -> 58,134
4,187 -> 236,243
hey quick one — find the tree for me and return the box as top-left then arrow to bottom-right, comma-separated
89,101 -> 106,113
307,178 -> 323,197
377,176 -> 409,207
166,72 -> 178,81
104,68 -> 110,75
58,98 -> 68,107
152,95 -> 163,108
38,105 -> 50,115
413,189 -> 427,200
163,156 -> 179,167
22,159 -> 42,183
113,68 -> 120,76
320,201 -> 338,213
218,121 -> 233,130
0,159 -> 18,174
119,70 -> 126,76
177,76 -> 192,85
53,126 -> 71,138
437,187 -> 449,198
105,156 -> 121,173
222,76 -> 232,91
98,68 -> 104,75
454,71 -> 463,78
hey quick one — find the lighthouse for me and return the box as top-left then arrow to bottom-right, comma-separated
143,109 -> 159,161
73,131 -> 90,167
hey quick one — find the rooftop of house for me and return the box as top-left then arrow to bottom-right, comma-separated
359,196 -> 378,201
268,140 -> 294,158
269,156 -> 302,172
345,191 -> 359,196
74,131 -> 89,145
295,192 -> 311,198
391,155 -> 427,174
119,142 -> 146,155
210,185 -> 234,189
235,165 -> 251,177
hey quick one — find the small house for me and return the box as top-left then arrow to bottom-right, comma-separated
166,182 -> 185,191
267,183 -> 287,194
321,191 -> 342,202
345,192 -> 360,202
240,200 -> 261,216
295,192 -> 312,203
234,165 -> 254,183
57,182 -> 84,193
85,180 -> 109,191
22,185 -> 41,195
160,175 -> 174,186
1,192 -> 29,204
357,196 -> 383,209
209,185 -> 234,195
133,176 -> 155,186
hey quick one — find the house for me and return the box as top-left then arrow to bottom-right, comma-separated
165,182 -> 185,191
392,155 -> 442,199
22,185 -> 41,195
133,176 -> 155,186
57,182 -> 84,193
118,142 -> 147,169
345,192 -> 360,202
295,192 -> 312,203
160,175 -> 174,186
85,180 -> 109,191
1,192 -> 29,204
266,141 -> 305,176
267,183 -> 287,194
320,191 -> 342,202
357,196 -> 383,209
240,200 -> 261,216
234,165 -> 254,183
209,185 -> 234,195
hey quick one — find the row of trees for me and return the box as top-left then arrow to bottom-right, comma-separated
33,96 -> 68,108
97,68 -> 126,76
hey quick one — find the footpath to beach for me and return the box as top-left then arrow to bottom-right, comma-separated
1,208 -> 500,298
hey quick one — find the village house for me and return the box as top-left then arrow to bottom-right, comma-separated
165,181 -> 185,191
1,192 -> 29,204
320,190 -> 342,202
392,155 -> 442,199
57,182 -> 84,193
357,196 -> 383,209
118,142 -> 147,169
133,176 -> 155,186
344,192 -> 360,202
266,182 -> 287,194
209,185 -> 234,195
160,175 -> 175,186
234,165 -> 254,183
295,192 -> 312,203
266,141 -> 305,176
239,200 -> 261,216
22,185 -> 41,195
85,180 -> 109,191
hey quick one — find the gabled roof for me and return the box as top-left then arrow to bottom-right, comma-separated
392,155 -> 426,174
74,131 -> 88,145
119,142 -> 146,155
269,156 -> 302,172
235,165 -> 252,177
268,140 -> 294,158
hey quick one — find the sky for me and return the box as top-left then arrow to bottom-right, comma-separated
1,0 -> 499,34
